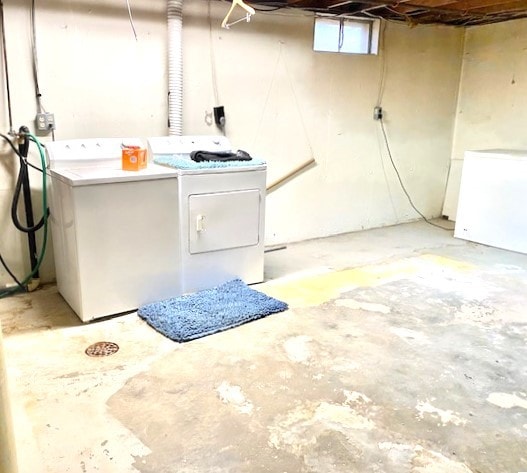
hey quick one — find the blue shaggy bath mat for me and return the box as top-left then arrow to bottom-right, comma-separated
138,279 -> 288,342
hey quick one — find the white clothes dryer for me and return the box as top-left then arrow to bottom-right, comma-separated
147,136 -> 266,295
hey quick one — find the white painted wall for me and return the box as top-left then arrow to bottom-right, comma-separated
0,0 -> 168,286
0,0 -> 464,286
444,18 -> 527,220
185,2 -> 464,245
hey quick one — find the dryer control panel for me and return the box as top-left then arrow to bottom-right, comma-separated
148,135 -> 232,158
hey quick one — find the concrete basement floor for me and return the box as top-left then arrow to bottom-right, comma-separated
1,221 -> 527,473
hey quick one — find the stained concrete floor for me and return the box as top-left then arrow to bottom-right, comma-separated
1,221 -> 527,473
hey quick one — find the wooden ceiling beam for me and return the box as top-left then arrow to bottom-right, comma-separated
285,0 -> 327,7
424,0 -> 527,10
448,0 -> 526,8
275,0 -> 527,23
470,1 -> 527,12
391,0 -> 525,13
401,0 -> 461,6
284,0 -> 311,5
407,7 -> 527,21
333,0 -> 516,16
288,0 -> 526,12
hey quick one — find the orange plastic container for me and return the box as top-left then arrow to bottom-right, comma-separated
122,146 -> 147,171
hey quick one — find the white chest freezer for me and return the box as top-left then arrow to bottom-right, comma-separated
454,149 -> 527,255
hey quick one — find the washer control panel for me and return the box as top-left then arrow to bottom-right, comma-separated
46,138 -> 144,169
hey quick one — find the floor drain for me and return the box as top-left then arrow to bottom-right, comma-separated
85,341 -> 119,357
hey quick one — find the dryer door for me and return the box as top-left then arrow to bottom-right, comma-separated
189,189 -> 261,254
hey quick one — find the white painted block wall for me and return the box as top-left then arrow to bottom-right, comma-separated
0,0 -> 464,286
444,17 -> 527,220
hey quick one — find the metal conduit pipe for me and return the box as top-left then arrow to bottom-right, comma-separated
168,0 -> 183,136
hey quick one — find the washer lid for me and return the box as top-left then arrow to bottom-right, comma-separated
50,163 -> 179,186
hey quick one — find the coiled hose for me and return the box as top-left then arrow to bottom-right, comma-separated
0,133 -> 48,298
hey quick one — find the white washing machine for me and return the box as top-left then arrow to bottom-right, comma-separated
47,136 -> 266,322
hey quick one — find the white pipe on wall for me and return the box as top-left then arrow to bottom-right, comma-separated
168,0 -> 183,136
0,324 -> 18,473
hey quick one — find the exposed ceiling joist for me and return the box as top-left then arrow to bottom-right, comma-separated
248,0 -> 527,25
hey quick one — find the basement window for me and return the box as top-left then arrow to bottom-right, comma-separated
313,17 -> 380,55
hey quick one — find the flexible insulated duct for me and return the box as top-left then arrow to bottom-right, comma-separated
168,0 -> 183,136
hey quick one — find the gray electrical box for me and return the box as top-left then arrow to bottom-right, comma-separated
35,113 -> 56,134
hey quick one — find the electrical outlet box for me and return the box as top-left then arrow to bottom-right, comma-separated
35,113 -> 56,134
373,106 -> 383,121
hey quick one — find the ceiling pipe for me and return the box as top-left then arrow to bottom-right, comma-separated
168,0 -> 183,136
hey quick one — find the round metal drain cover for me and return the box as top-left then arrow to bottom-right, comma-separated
85,341 -> 119,357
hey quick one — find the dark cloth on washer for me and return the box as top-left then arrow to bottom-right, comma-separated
190,149 -> 252,162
